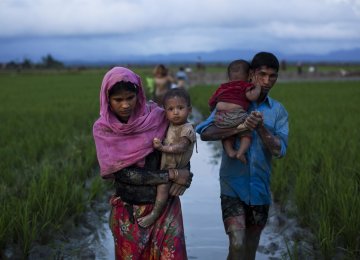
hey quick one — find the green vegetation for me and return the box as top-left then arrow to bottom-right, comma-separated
189,80 -> 360,258
1,67 -> 359,258
0,71 -> 105,257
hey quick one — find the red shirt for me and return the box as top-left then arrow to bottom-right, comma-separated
208,80 -> 254,111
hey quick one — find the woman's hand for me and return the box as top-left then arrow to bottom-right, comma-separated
169,169 -> 192,186
169,183 -> 187,196
168,169 -> 193,196
153,138 -> 163,150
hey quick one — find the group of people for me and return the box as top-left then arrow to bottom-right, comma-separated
92,51 -> 289,260
152,64 -> 189,106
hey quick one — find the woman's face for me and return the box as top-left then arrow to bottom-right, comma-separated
109,89 -> 137,123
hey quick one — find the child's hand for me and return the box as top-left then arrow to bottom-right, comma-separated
153,138 -> 162,150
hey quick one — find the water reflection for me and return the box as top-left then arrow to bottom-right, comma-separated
26,109 -> 309,260
96,108 -> 294,259
182,136 -> 228,259
100,135 -> 298,260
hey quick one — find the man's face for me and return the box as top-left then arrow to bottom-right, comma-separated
251,66 -> 278,96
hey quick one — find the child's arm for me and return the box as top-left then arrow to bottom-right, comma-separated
153,137 -> 190,154
245,84 -> 261,101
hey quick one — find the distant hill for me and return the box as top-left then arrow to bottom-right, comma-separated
65,48 -> 360,66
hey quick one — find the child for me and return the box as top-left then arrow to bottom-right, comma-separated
153,64 -> 174,106
137,88 -> 196,228
208,59 -> 261,164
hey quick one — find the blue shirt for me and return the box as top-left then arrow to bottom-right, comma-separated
196,96 -> 289,205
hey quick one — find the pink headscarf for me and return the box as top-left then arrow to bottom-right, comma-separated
93,67 -> 168,178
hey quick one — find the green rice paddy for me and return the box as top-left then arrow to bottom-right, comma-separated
1,69 -> 359,258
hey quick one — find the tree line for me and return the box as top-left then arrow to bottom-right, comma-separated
1,54 -> 64,70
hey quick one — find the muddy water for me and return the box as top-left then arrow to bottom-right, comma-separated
23,112 -> 313,260
91,136 -> 312,260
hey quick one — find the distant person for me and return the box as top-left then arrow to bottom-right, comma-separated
176,66 -> 189,88
138,88 -> 196,228
297,61 -> 303,75
153,64 -> 174,106
208,59 -> 261,163
196,52 -> 289,260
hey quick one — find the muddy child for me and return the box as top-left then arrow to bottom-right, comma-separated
208,59 -> 262,163
138,88 -> 196,228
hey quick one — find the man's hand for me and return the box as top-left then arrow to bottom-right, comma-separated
245,111 -> 263,130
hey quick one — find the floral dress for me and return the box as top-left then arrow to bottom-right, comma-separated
109,195 -> 187,260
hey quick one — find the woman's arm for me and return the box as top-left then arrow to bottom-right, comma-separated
115,167 -> 170,185
115,167 -> 192,186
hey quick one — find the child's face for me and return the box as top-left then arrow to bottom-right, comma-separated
164,96 -> 191,126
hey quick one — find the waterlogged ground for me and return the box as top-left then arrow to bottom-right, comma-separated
23,135 -> 314,260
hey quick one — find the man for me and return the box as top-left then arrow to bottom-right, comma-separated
196,52 -> 289,260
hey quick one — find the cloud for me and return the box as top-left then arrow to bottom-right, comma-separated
0,0 -> 359,60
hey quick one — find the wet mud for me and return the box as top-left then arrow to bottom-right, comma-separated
15,136 -> 315,260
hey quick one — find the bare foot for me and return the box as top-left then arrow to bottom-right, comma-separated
236,153 -> 247,164
137,213 -> 156,228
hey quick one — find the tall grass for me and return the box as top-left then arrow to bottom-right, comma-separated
1,68 -> 359,258
189,80 -> 360,258
0,71 -> 105,257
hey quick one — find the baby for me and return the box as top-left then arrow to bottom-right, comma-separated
137,88 -> 196,227
208,59 -> 261,163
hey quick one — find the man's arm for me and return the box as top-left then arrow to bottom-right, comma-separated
256,125 -> 281,157
200,125 -> 242,141
199,111 -> 262,141
247,110 -> 288,157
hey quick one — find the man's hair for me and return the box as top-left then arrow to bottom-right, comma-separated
163,88 -> 191,107
227,59 -> 250,79
251,52 -> 279,72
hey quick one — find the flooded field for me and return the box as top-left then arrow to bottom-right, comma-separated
25,134 -> 313,260
95,136 -> 312,260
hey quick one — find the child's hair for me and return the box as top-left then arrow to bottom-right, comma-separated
227,59 -> 250,80
163,88 -> 191,107
153,64 -> 168,77
251,52 -> 279,72
108,81 -> 139,97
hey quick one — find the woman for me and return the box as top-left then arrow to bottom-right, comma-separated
93,67 -> 192,259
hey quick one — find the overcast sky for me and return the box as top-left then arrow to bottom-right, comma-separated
0,0 -> 359,62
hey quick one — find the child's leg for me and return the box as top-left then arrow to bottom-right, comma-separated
236,135 -> 251,164
137,183 -> 170,228
223,136 -> 237,158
